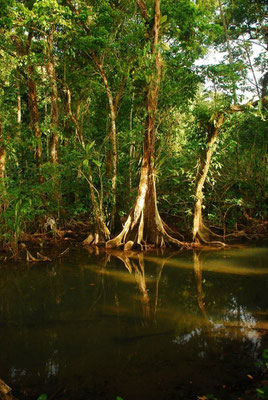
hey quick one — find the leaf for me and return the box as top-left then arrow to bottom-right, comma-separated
160,15 -> 167,24
92,159 -> 101,167
116,397 -> 124,400
85,141 -> 95,154
83,159 -> 89,168
257,385 -> 268,398
37,395 -> 47,400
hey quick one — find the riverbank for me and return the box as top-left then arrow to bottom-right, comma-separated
0,215 -> 267,263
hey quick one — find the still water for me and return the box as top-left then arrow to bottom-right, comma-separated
0,246 -> 268,399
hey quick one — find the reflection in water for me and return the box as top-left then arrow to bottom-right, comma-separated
0,246 -> 268,399
193,251 -> 209,322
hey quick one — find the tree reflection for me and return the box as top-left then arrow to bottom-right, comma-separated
193,251 -> 209,323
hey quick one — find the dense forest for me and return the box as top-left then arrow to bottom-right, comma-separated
0,0 -> 267,257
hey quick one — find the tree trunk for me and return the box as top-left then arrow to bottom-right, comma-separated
129,92 -> 135,192
106,0 -> 183,250
46,26 -> 59,165
0,121 -> 6,182
0,120 -> 6,211
27,65 -> 43,171
92,53 -> 126,232
12,32 -> 43,176
243,43 -> 261,98
193,114 -> 225,244
65,85 -> 110,244
83,167 -> 110,245
16,77 -> 21,135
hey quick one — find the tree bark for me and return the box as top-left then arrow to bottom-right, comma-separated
46,25 -> 59,165
16,76 -> 21,135
27,64 -> 42,171
0,121 -> 6,182
92,52 -> 126,232
106,0 -> 184,250
193,113 -> 225,244
0,120 -> 6,211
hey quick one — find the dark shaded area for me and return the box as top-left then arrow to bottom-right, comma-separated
0,247 -> 268,399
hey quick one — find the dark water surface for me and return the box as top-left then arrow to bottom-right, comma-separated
1,246 -> 268,400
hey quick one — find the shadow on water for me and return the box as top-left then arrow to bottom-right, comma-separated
0,246 -> 268,399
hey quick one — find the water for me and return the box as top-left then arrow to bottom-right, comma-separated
0,245 -> 268,399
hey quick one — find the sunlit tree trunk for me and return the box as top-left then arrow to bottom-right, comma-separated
16,77 -> 21,135
107,0 -> 183,250
0,121 -> 6,183
193,114 -> 225,244
129,92 -> 135,192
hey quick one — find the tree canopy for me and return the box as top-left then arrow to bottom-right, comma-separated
0,0 -> 267,256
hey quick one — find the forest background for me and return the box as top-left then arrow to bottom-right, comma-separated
0,0 -> 267,257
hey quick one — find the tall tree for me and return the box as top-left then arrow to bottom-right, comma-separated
107,0 -> 184,249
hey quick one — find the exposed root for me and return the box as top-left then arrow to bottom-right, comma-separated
0,378 -> 15,400
83,222 -> 110,247
106,208 -> 187,250
26,249 -> 52,262
194,223 -> 227,247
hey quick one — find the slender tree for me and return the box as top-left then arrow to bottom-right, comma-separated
193,112 -> 225,244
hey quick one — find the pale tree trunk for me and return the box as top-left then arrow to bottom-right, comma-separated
16,77 -> 21,135
92,52 -> 126,232
0,120 -> 7,212
106,0 -> 184,250
243,43 -> 261,98
129,92 -> 135,192
83,170 -> 110,245
0,121 -> 6,183
65,85 -> 110,244
193,114 -> 225,244
46,25 -> 59,165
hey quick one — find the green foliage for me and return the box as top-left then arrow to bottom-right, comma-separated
257,387 -> 268,399
0,0 -> 266,252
